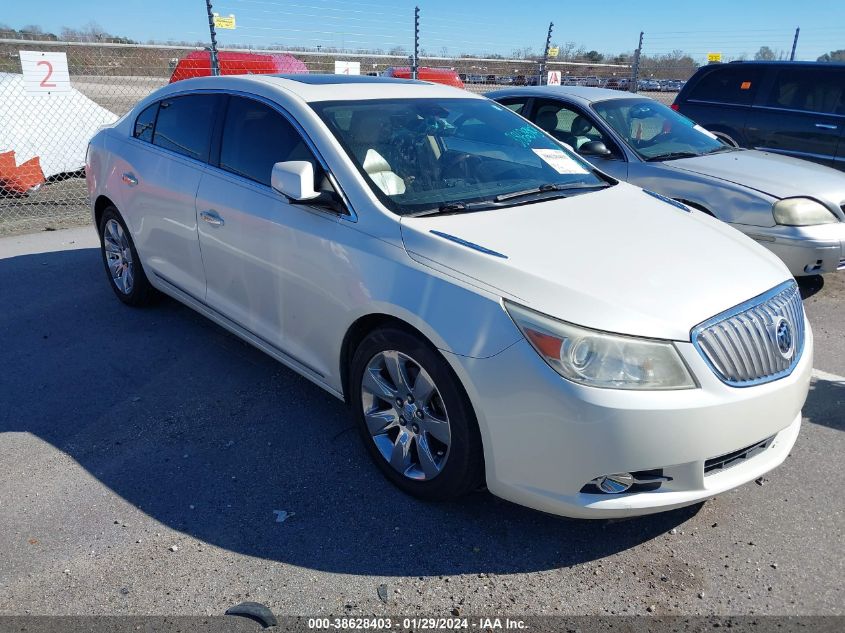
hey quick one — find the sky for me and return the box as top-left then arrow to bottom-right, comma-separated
4,0 -> 845,62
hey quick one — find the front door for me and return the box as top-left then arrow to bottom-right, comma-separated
195,95 -> 346,375
527,98 -> 629,180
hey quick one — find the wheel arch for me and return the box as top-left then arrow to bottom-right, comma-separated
339,313 -> 436,404
94,195 -> 117,229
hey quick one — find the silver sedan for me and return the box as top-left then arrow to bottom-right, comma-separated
488,86 -> 845,276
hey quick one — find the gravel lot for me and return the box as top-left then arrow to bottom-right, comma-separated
0,228 -> 842,618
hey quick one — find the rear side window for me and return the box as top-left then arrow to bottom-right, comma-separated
687,66 -> 762,106
133,103 -> 158,142
152,94 -> 218,161
765,68 -> 845,115
219,97 -> 315,186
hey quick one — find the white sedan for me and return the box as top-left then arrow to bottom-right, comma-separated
86,74 -> 811,518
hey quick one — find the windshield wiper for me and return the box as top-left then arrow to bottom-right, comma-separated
645,151 -> 701,162
494,182 -> 609,203
410,200 -> 499,217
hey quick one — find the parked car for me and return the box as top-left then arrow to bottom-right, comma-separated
604,77 -> 630,91
87,74 -> 810,519
674,61 -> 845,170
489,85 -> 845,275
640,79 -> 661,91
383,66 -> 464,88
582,76 -> 602,87
659,79 -> 683,92
467,74 -> 485,84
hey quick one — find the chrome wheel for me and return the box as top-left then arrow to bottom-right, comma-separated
360,350 -> 452,481
103,218 -> 134,295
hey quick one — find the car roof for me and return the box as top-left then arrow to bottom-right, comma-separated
156,73 -> 478,103
486,85 -> 644,106
721,60 -> 845,68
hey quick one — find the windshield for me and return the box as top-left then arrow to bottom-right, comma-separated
591,98 -> 727,161
311,98 -> 607,215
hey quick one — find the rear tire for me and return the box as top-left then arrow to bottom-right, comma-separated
98,206 -> 158,306
350,327 -> 485,501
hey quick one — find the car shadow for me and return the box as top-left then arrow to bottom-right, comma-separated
2,247 -> 703,577
803,376 -> 845,432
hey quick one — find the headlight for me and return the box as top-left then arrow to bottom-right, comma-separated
505,301 -> 696,390
772,198 -> 838,226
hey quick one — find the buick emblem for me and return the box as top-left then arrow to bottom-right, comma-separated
774,317 -> 794,359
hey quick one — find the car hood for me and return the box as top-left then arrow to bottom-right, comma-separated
667,150 -> 845,208
400,184 -> 790,341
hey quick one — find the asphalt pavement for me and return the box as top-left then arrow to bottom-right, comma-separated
0,227 -> 842,617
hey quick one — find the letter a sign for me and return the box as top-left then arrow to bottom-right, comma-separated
547,71 -> 561,85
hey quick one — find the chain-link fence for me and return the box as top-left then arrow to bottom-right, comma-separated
0,38 -> 633,236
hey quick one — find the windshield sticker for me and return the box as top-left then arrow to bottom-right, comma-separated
693,124 -> 719,140
506,125 -> 543,147
532,149 -> 590,175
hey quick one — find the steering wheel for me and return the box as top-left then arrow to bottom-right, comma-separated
439,152 -> 484,183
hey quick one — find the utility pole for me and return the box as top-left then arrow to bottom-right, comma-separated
538,22 -> 554,85
790,27 -> 800,61
630,31 -> 643,92
412,6 -> 420,79
204,0 -> 220,76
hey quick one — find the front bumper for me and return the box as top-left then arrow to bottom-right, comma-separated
740,222 -> 845,275
446,321 -> 813,519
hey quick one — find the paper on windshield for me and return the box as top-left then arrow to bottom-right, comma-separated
532,149 -> 590,175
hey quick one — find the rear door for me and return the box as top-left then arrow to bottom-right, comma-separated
747,66 -> 845,167
116,93 -> 220,300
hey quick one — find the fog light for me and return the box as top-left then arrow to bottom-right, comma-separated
593,472 -> 634,494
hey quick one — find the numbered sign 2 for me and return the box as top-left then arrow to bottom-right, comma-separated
20,51 -> 72,95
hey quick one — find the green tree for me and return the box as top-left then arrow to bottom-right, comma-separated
754,46 -> 776,60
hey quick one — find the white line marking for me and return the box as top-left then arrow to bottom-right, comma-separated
812,369 -> 845,383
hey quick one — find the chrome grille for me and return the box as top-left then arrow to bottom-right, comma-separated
692,281 -> 805,387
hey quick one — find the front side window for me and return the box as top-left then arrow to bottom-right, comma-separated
133,103 -> 158,142
531,100 -> 619,156
311,98 -> 606,215
593,98 -> 726,161
152,94 -> 218,162
220,97 -> 317,187
766,68 -> 845,115
687,66 -> 762,106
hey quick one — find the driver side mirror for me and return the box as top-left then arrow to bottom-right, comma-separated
271,161 -> 321,201
578,140 -> 613,157
271,160 -> 346,213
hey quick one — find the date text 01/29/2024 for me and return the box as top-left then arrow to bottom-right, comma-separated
306,617 -> 527,630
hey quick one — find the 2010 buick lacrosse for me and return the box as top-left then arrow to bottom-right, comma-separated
85,75 -> 812,518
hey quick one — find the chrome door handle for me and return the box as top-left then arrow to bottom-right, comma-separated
122,172 -> 138,186
199,210 -> 224,227
815,123 -> 838,130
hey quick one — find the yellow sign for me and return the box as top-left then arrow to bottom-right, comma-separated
213,13 -> 236,30
707,52 -> 722,63
548,46 -> 559,58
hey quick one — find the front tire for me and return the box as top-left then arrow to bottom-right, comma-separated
350,327 -> 485,501
98,206 -> 158,306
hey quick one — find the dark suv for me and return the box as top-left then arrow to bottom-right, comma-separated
673,61 -> 845,170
